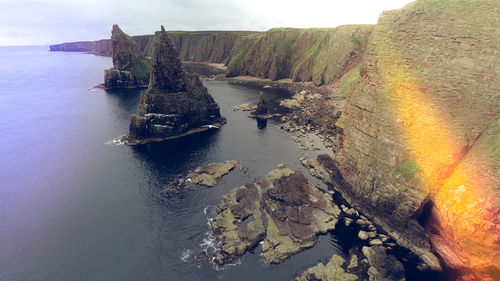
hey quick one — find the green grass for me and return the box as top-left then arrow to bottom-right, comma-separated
393,160 -> 421,184
350,36 -> 361,47
338,63 -> 361,97
134,57 -> 152,81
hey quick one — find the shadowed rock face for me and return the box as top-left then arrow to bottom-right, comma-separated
104,25 -> 151,89
212,168 -> 340,265
125,26 -> 225,145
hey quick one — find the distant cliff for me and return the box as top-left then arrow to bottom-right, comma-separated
50,27 -> 372,86
49,41 -> 94,52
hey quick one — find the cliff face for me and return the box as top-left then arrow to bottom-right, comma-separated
226,26 -> 373,85
49,41 -> 94,52
103,25 -> 152,89
51,27 -> 372,86
126,27 -> 225,145
335,0 -> 499,279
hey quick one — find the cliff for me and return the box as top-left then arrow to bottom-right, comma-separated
125,26 -> 225,145
333,0 -> 499,279
103,25 -> 152,89
225,26 -> 373,85
49,41 -> 94,52
50,27 -> 372,86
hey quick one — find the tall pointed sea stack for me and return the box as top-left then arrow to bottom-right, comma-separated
104,25 -> 151,89
125,26 -> 226,145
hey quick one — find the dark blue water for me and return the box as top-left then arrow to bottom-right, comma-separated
0,46 -> 342,281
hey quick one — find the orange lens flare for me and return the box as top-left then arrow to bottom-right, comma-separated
376,42 -> 499,277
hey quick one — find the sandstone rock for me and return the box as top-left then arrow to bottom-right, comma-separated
188,160 -> 239,187
125,26 -> 226,145
302,154 -> 442,272
249,91 -> 276,119
232,103 -> 257,111
212,168 -> 340,265
280,98 -> 300,110
358,231 -> 370,241
333,0 -> 499,277
296,255 -> 358,281
369,239 -> 383,246
362,247 -> 405,281
104,25 -> 151,89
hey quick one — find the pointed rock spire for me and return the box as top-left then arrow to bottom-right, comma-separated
148,26 -> 186,93
126,26 -> 226,145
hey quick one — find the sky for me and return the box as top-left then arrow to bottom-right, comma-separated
0,0 -> 415,46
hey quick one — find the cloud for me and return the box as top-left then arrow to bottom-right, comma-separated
0,0 -> 414,45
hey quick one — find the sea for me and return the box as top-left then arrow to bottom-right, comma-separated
0,46 -> 348,281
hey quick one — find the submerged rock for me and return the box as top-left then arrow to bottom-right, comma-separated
104,25 -> 151,89
212,168 -> 340,265
125,26 -> 226,145
188,160 -> 239,187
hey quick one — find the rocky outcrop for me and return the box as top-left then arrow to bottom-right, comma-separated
103,25 -> 151,89
212,167 -> 340,265
248,91 -> 274,119
187,160 -> 239,187
125,26 -> 225,145
296,246 -> 405,281
332,0 -> 500,279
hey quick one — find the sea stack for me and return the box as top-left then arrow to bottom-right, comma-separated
104,25 -> 151,89
125,26 -> 226,145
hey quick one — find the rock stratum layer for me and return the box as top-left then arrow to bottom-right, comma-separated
333,0 -> 499,279
125,27 -> 225,145
103,25 -> 152,89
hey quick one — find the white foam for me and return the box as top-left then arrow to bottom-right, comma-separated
180,249 -> 193,262
105,136 -> 125,146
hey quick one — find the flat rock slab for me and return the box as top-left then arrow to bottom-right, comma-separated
296,246 -> 405,281
188,160 -> 239,187
212,168 -> 340,265
232,103 -> 257,111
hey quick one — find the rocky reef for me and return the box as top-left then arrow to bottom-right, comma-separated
296,246 -> 405,281
125,26 -> 225,145
187,160 -> 240,187
212,167 -> 340,265
103,25 -> 152,89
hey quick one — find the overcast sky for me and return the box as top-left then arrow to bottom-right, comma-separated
0,0 -> 414,46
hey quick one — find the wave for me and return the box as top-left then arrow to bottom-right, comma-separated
178,206 -> 241,271
105,136 -> 125,146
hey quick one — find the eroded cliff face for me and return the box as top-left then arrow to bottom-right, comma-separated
334,0 -> 499,279
51,27 -> 372,86
125,27 -> 225,145
103,25 -> 152,89
226,26 -> 373,85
